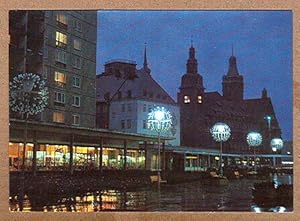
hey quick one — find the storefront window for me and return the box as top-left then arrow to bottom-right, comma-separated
74,146 -> 98,170
38,144 -> 70,170
9,142 -> 33,171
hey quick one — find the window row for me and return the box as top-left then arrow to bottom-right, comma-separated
53,112 -> 80,125
54,92 -> 81,107
54,71 -> 81,88
55,31 -> 82,51
184,95 -> 203,104
56,12 -> 83,32
55,49 -> 83,69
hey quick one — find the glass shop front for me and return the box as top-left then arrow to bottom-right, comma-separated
9,142 -> 145,171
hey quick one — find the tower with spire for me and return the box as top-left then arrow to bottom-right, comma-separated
178,43 -> 205,98
222,48 -> 244,101
142,43 -> 151,73
178,43 -> 206,147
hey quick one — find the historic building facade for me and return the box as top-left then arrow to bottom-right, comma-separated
9,10 -> 97,128
178,45 -> 281,154
96,48 -> 180,146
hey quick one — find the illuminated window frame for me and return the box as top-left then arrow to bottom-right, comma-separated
198,95 -> 203,104
54,71 -> 66,85
184,95 -> 191,104
53,111 -> 65,123
56,31 -> 67,48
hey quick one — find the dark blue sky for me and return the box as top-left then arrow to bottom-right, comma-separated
96,11 -> 292,140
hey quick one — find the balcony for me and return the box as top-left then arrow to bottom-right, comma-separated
56,21 -> 68,30
54,81 -> 66,88
55,61 -> 67,69
56,41 -> 67,50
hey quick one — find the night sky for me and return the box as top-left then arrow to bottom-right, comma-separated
96,11 -> 292,141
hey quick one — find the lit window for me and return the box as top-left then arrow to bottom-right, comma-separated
56,13 -> 67,26
73,56 -> 82,69
127,119 -> 132,129
53,112 -> 64,123
72,76 -> 80,88
72,96 -> 81,107
73,39 -> 82,50
54,71 -> 66,85
198,95 -> 203,103
72,115 -> 80,125
184,95 -> 191,103
54,92 -> 65,103
56,31 -> 67,48
55,49 -> 67,64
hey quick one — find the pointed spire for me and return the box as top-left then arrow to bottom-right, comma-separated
227,47 -> 239,76
191,35 -> 194,47
262,88 -> 268,99
143,42 -> 148,69
187,43 -> 198,74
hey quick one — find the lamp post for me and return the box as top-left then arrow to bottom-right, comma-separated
210,122 -> 231,177
246,132 -> 263,172
264,115 -> 272,148
270,138 -> 283,167
148,106 -> 172,187
10,72 -> 48,211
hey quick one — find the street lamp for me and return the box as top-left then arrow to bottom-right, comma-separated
10,72 -> 49,171
271,138 -> 283,152
246,132 -> 263,172
210,122 -> 231,177
148,106 -> 172,186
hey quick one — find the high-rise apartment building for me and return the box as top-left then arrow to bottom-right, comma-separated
9,10 -> 97,128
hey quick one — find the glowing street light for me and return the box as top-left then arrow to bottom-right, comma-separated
246,132 -> 263,172
271,138 -> 283,152
210,122 -> 231,176
148,106 -> 172,186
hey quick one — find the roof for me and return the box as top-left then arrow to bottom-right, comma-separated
96,67 -> 176,105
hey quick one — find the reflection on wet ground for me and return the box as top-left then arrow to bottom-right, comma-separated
9,174 -> 293,212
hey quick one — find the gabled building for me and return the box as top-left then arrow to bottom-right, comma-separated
96,47 -> 180,146
178,45 -> 281,154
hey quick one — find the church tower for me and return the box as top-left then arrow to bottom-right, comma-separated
222,49 -> 244,101
178,44 -> 205,146
178,43 -> 205,105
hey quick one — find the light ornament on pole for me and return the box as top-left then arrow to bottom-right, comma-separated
247,132 -> 263,147
148,106 -> 172,133
9,72 -> 49,115
148,106 -> 172,187
210,122 -> 231,142
246,132 -> 263,172
270,138 -> 283,152
210,122 -> 231,177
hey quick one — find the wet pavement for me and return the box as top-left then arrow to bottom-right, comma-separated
9,174 -> 293,212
